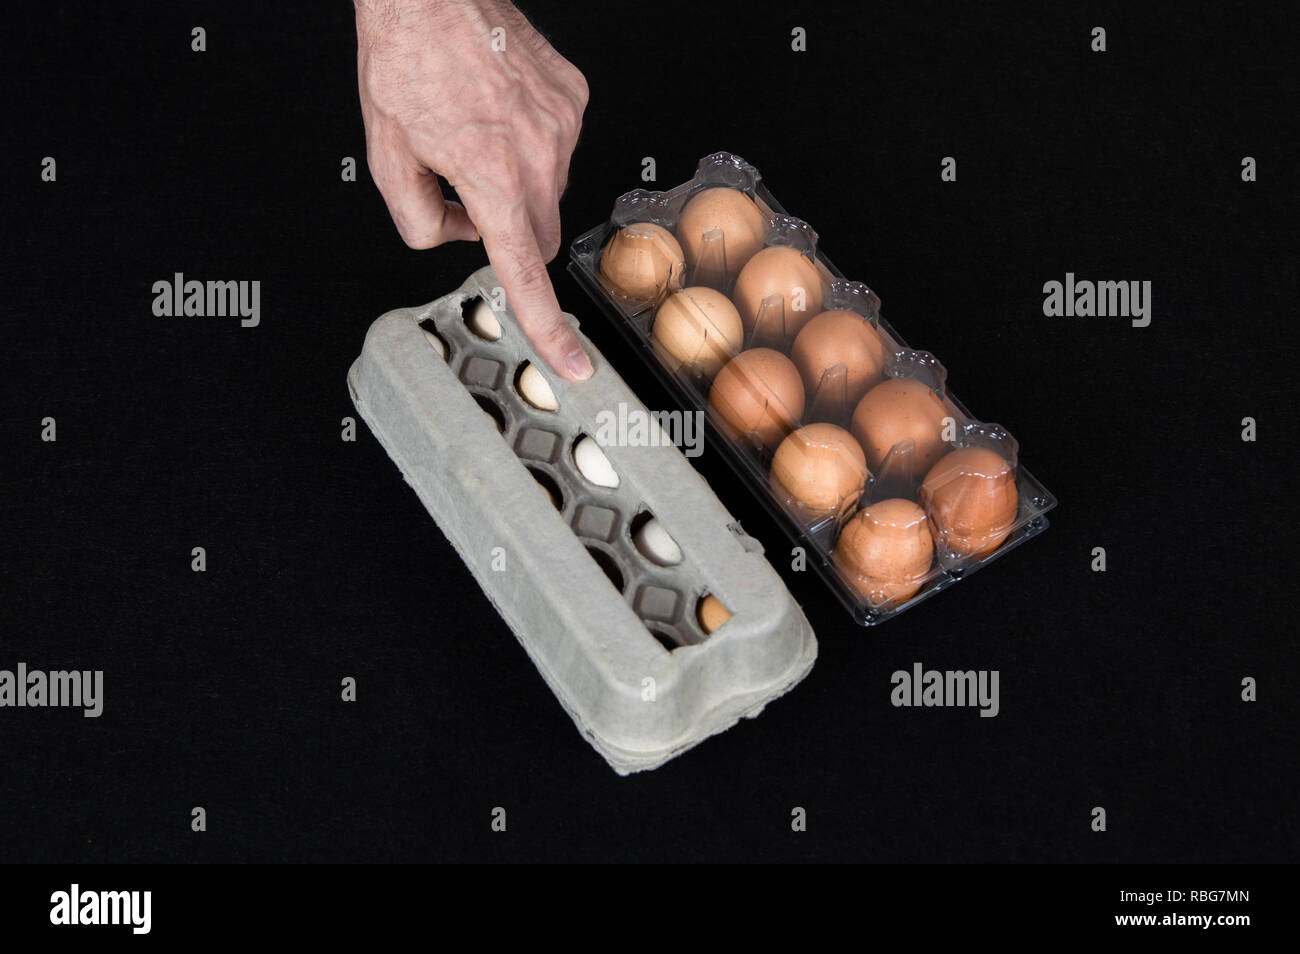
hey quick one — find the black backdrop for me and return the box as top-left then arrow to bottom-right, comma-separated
2,1 -> 1295,864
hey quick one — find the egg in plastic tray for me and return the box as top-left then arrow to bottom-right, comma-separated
567,152 -> 1057,625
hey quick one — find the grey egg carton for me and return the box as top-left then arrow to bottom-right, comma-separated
346,266 -> 817,775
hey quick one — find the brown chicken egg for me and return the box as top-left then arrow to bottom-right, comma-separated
697,594 -> 732,634
920,447 -> 1019,557
732,246 -> 825,347
790,310 -> 888,420
675,187 -> 768,287
850,378 -> 951,477
770,423 -> 869,521
708,348 -> 805,451
833,498 -> 935,607
650,286 -> 744,380
598,222 -> 686,302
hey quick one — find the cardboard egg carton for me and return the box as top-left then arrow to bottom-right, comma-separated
347,266 -> 817,775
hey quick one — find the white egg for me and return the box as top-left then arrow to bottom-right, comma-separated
573,436 -> 619,488
422,329 -> 448,359
633,517 -> 682,566
466,298 -> 502,341
518,363 -> 558,411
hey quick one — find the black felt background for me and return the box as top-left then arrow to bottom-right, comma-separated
1,1 -> 1295,863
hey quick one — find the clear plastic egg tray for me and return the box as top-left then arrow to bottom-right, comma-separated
567,152 -> 1057,625
347,266 -> 817,774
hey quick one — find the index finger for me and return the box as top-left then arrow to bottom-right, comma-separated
463,194 -> 592,382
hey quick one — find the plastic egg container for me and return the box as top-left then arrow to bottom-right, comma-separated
567,152 -> 1057,625
348,267 -> 815,772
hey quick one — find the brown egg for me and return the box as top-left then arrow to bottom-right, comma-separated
708,348 -> 805,451
833,498 -> 935,607
920,447 -> 1019,557
650,287 -> 744,380
790,310 -> 888,420
732,247 -> 825,347
697,594 -> 732,634
770,423 -> 869,520
850,379 -> 951,477
675,187 -> 768,287
598,222 -> 686,302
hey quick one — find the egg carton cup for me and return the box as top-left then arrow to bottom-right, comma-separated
347,266 -> 817,775
567,151 -> 1057,625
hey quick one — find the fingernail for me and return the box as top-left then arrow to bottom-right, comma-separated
565,348 -> 593,381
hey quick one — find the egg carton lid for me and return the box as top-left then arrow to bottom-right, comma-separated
347,266 -> 817,774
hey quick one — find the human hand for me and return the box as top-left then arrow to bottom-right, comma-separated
354,0 -> 592,379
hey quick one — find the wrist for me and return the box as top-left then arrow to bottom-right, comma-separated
356,0 -> 502,47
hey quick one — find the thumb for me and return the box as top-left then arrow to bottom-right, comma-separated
432,198 -> 480,244
369,145 -> 480,248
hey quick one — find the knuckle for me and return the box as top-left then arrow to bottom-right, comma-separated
535,313 -> 574,353
536,217 -> 562,260
511,256 -> 550,291
400,228 -> 435,250
397,214 -> 438,249
365,141 -> 393,186
571,70 -> 590,108
479,152 -> 523,193
538,234 -> 560,263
